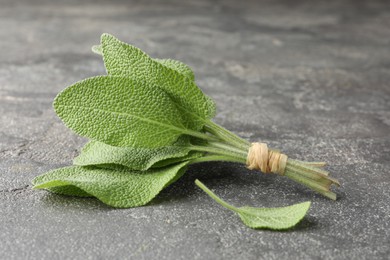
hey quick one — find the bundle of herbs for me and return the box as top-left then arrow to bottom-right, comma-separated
32,34 -> 340,230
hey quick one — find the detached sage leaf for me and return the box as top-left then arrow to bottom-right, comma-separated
74,136 -> 201,171
237,202 -> 311,230
101,34 -> 216,129
195,180 -> 311,230
33,162 -> 189,208
54,75 -> 199,148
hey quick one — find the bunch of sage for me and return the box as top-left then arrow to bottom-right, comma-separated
32,34 -> 339,230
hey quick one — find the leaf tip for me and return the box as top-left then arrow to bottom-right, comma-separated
91,45 -> 103,55
31,182 -> 45,190
100,33 -> 115,43
301,201 -> 311,211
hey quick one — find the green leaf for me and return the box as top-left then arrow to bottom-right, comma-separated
92,44 -> 194,81
74,151 -> 202,172
154,58 -> 195,81
46,185 -> 92,197
100,34 -> 216,130
33,162 -> 189,208
195,179 -> 311,230
91,45 -> 103,55
154,59 -> 217,118
237,203 -> 311,230
54,75 -> 202,148
151,151 -> 202,168
73,136 -> 202,170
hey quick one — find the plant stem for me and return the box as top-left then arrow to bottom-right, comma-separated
288,159 -> 329,176
284,171 -> 337,200
302,162 -> 327,167
190,145 -> 246,161
183,130 -> 220,142
190,155 -> 245,164
205,120 -> 250,150
195,179 -> 237,211
190,145 -> 339,200
191,121 -> 339,200
207,141 -> 248,157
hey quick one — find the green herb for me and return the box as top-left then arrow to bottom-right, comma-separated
54,75 -> 209,147
100,33 -> 216,131
195,180 -> 311,230
33,162 -> 189,208
73,136 -> 199,171
93,44 -> 195,81
32,34 -> 340,230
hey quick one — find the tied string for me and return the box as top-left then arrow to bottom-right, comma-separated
246,142 -> 288,175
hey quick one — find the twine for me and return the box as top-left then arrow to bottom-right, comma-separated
246,142 -> 288,175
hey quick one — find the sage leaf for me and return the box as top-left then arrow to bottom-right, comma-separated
92,44 -> 194,80
74,136 -> 202,170
75,151 -> 202,172
90,151 -> 201,172
33,162 -> 189,208
46,185 -> 92,197
195,179 -> 311,230
151,151 -> 202,168
91,45 -> 103,55
154,58 -> 216,117
237,202 -> 311,230
100,34 -> 216,130
154,58 -> 195,81
54,75 -> 199,148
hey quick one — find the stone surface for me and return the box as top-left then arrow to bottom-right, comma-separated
1,0 -> 389,259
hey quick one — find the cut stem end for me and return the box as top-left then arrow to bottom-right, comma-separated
284,159 -> 340,200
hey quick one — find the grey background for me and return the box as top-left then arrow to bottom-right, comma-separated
1,0 -> 389,259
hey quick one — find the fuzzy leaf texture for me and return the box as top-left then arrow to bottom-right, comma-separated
154,58 -> 195,81
100,34 -> 216,130
91,44 -> 103,55
150,152 -> 201,168
33,162 -> 189,208
237,202 -> 311,230
54,75 -> 201,148
92,45 -> 195,81
92,44 -> 195,81
74,136 -> 203,170
195,180 -> 311,230
46,185 -> 92,197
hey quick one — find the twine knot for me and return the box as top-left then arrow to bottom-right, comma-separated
246,142 -> 288,175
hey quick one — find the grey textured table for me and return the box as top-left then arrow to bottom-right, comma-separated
1,0 -> 389,259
